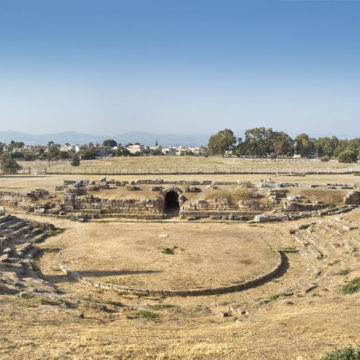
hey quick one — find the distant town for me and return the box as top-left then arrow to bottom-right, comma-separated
0,127 -> 359,165
0,139 -> 207,161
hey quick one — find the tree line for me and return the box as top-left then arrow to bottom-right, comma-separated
207,128 -> 360,162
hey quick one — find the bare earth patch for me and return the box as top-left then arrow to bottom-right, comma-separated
51,222 -> 279,290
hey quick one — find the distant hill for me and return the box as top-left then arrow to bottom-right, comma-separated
0,131 -> 212,146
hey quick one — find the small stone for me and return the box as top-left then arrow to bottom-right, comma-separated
78,312 -> 85,319
0,254 -> 9,262
304,284 -> 318,294
2,247 -> 12,255
220,312 -> 230,317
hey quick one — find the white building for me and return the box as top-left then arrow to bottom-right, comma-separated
75,145 -> 88,153
126,144 -> 145,154
60,144 -> 74,152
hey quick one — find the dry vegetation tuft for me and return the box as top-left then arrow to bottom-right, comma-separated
205,186 -> 254,202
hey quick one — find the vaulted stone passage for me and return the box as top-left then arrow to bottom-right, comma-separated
164,190 -> 180,217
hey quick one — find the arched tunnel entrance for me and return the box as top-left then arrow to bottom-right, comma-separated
164,190 -> 180,218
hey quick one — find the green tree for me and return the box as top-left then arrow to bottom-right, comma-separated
338,150 -> 357,163
8,141 -> 24,150
59,151 -> 68,159
11,151 -> 23,159
270,131 -> 294,156
294,133 -> 315,158
71,154 -> 80,166
243,127 -> 269,156
207,129 -> 236,156
114,148 -> 131,156
103,139 -> 117,147
315,137 -> 333,157
82,148 -> 96,159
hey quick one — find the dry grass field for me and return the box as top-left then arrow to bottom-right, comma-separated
42,221 -> 279,290
16,156 -> 360,175
1,159 -> 360,359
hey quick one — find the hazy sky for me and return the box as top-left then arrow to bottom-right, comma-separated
1,0 -> 360,136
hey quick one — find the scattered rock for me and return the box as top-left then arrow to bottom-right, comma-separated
0,254 -> 9,262
344,191 -> 360,205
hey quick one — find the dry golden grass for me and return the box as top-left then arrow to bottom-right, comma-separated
17,156 -> 360,174
1,162 -> 360,359
41,220 -> 278,290
204,186 -> 254,202
1,208 -> 360,359
297,188 -> 346,204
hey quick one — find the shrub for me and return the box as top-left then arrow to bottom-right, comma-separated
339,277 -> 360,295
320,346 -> 360,360
114,148 -> 131,157
334,269 -> 351,276
0,153 -> 21,173
230,188 -> 254,201
59,151 -> 68,160
206,187 -> 253,202
338,150 -> 357,163
11,151 -> 23,159
71,154 -> 80,166
24,153 -> 35,161
321,156 -> 330,162
126,311 -> 159,320
162,247 -> 175,255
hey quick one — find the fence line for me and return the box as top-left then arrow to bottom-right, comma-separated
2,166 -> 360,176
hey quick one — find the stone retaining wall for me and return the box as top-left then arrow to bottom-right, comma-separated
0,191 -> 37,208
57,250 -> 286,297
179,210 -> 262,220
64,195 -> 163,214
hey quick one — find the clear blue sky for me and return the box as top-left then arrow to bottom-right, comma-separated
1,0 -> 360,137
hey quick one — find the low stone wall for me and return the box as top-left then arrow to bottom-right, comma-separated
254,204 -> 359,223
179,210 -> 262,220
0,191 -> 37,208
57,250 -> 286,297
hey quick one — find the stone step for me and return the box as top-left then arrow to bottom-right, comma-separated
0,215 -> 14,224
24,247 -> 39,259
0,253 -> 10,262
0,237 -> 12,252
16,243 -> 33,258
32,233 -> 47,243
31,228 -> 42,236
8,221 -> 28,231
10,225 -> 32,239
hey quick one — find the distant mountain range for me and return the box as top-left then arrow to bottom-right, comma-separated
0,131 -> 212,147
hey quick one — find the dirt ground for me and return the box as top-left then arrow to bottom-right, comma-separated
45,221 -> 278,290
1,167 -> 360,359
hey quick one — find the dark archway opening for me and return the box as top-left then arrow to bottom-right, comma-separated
164,191 -> 180,217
